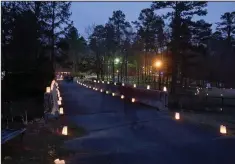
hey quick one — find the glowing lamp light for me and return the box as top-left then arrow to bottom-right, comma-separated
100,89 -> 103,92
46,87 -> 51,93
121,95 -> 124,99
98,81 -> 100,83
221,94 -> 223,97
96,88 -> 98,91
59,107 -> 64,114
94,80 -> 96,83
206,93 -> 208,96
62,126 -> 68,135
112,93 -> 115,96
58,100 -> 62,106
133,84 -> 136,88
163,86 -> 167,92
122,83 -> 125,86
131,98 -> 135,103
102,81 -> 104,83
220,125 -> 227,134
147,85 -> 150,90
107,81 -> 110,84
114,82 -> 116,85
175,112 -> 180,120
106,91 -> 109,94
54,159 -> 65,164
59,97 -> 62,101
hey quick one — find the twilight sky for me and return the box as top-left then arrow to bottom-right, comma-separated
71,2 -> 235,38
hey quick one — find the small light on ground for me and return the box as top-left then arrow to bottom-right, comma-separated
98,81 -> 100,83
131,98 -> 135,103
175,112 -> 180,120
46,87 -> 51,93
59,107 -> 64,114
114,82 -> 116,85
100,89 -> 103,92
133,84 -> 136,88
220,125 -> 227,134
206,93 -> 208,96
147,85 -> 150,90
59,97 -> 62,101
62,126 -> 68,135
163,86 -> 167,92
54,159 -> 65,164
94,80 -> 96,83
58,100 -> 62,106
221,94 -> 223,97
122,83 -> 125,86
107,81 -> 110,84
121,95 -> 124,99
220,108 -> 223,111
106,91 -> 109,94
112,93 -> 115,96
102,81 -> 104,83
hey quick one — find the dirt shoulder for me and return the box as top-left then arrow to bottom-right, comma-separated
2,116 -> 86,164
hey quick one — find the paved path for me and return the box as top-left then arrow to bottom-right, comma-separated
60,81 -> 235,164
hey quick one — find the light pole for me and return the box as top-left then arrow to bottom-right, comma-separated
154,60 -> 162,90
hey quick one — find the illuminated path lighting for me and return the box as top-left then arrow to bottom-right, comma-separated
121,95 -> 124,99
220,125 -> 227,134
54,159 -> 65,164
175,112 -> 180,120
112,93 -> 115,96
114,82 -> 116,85
46,87 -> 51,93
100,89 -> 103,92
131,98 -> 135,103
122,83 -> 125,86
59,97 -> 62,101
62,126 -> 68,135
163,86 -> 167,92
107,81 -> 110,84
147,85 -> 150,90
58,100 -> 62,106
133,84 -> 136,88
59,107 -> 64,114
106,91 -> 109,94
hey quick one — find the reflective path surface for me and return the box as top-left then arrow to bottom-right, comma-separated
60,81 -> 235,164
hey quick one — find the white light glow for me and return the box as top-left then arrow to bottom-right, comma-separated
163,86 -> 167,92
133,84 -> 136,88
112,93 -> 115,96
147,85 -> 150,90
107,81 -> 110,84
46,87 -> 51,93
106,91 -> 109,94
175,112 -> 180,120
59,107 -> 64,114
100,89 -> 103,92
114,82 -> 116,85
122,83 -> 125,86
121,95 -> 124,99
131,98 -> 135,103
62,126 -> 68,135
58,100 -> 62,106
59,97 -> 62,101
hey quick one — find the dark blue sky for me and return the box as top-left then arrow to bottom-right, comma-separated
71,2 -> 235,38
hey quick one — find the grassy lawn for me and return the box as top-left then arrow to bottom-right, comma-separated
2,117 -> 86,164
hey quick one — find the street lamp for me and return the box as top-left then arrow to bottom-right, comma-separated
115,58 -> 120,64
155,60 -> 162,68
154,60 -> 162,90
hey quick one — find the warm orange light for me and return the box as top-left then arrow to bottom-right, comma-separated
54,159 -> 65,164
59,97 -> 62,101
220,125 -> 227,134
155,60 -> 162,68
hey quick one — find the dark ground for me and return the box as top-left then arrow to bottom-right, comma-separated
59,81 -> 235,164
